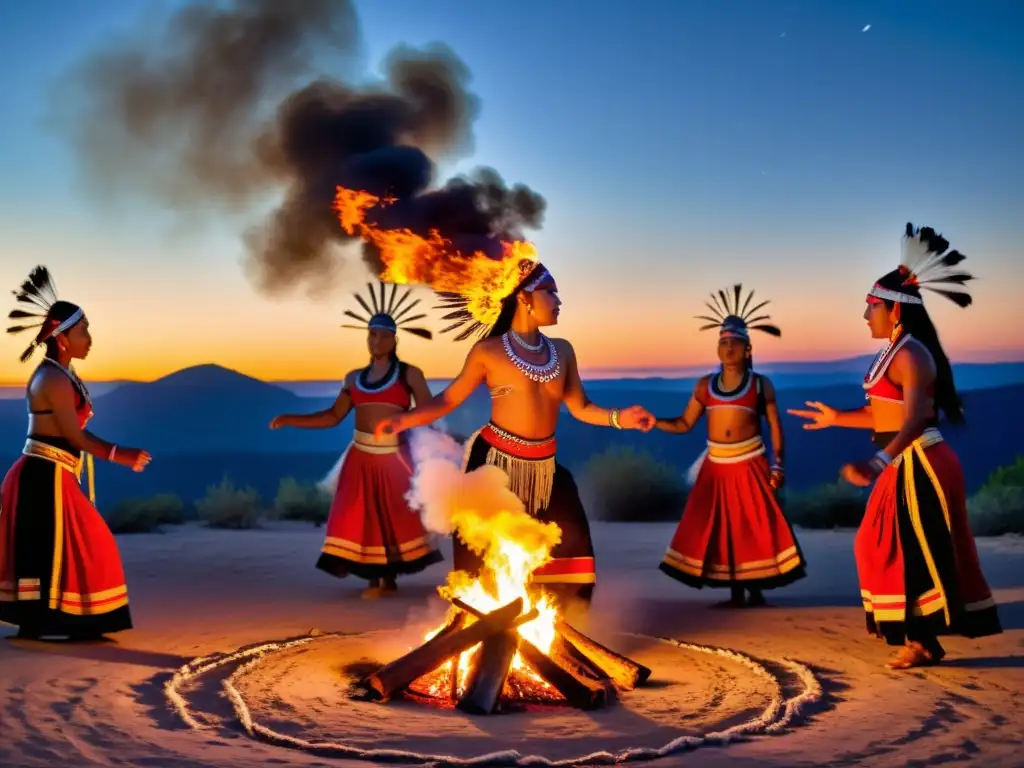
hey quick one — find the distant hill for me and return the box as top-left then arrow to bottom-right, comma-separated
0,363 -> 1020,510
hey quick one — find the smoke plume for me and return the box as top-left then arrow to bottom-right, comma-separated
405,427 -> 560,564
49,0 -> 546,296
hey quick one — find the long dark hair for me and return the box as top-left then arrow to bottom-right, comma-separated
487,294 -> 519,339
885,300 -> 964,423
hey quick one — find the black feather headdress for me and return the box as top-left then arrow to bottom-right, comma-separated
341,280 -> 433,340
7,266 -> 83,362
867,223 -> 975,308
695,283 -> 782,341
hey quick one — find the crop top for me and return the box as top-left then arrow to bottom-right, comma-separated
863,333 -> 934,404
696,370 -> 766,415
345,361 -> 413,409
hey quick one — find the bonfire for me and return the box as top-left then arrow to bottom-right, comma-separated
351,458 -> 651,715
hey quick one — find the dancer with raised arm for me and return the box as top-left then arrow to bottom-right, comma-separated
375,261 -> 655,611
1,267 -> 151,640
654,285 -> 805,607
789,224 -> 1001,668
270,282 -> 443,598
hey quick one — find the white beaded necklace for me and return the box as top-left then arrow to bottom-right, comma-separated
501,333 -> 561,383
509,328 -> 544,352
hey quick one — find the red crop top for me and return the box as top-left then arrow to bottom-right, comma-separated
696,371 -> 765,414
345,362 -> 413,409
863,333 -> 933,404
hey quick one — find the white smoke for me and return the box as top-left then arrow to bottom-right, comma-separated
404,426 -> 472,535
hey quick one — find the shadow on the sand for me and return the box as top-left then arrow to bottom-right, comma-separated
4,636 -> 190,669
940,655 -> 1024,669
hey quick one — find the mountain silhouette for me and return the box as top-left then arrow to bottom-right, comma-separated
0,363 -> 1021,511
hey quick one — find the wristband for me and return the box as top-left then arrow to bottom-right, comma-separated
108,445 -> 117,461
770,464 -> 784,474
868,450 -> 891,474
609,408 -> 622,429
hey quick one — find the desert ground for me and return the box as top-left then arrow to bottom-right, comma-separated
2,522 -> 1022,767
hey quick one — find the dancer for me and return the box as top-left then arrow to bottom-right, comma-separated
654,284 -> 806,607
270,282 -> 443,598
789,223 -> 1001,668
1,266 -> 151,640
375,260 -> 654,611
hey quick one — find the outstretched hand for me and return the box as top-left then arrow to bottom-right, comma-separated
618,405 -> 655,432
840,461 -> 877,487
374,414 -> 407,441
787,401 -> 837,430
268,415 -> 290,430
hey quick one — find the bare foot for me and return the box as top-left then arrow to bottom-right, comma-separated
886,642 -> 945,669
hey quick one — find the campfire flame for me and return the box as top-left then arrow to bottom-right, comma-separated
403,455 -> 562,699
333,186 -> 538,327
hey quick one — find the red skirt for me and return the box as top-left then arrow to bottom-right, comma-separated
855,431 -> 1002,645
316,434 -> 443,581
0,436 -> 132,636
661,437 -> 806,590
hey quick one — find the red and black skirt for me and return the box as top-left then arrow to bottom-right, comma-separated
316,431 -> 443,581
457,423 -> 596,603
661,435 -> 807,590
0,436 -> 132,637
855,429 -> 1002,645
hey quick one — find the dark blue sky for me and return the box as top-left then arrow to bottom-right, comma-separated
0,1 -> 1021,381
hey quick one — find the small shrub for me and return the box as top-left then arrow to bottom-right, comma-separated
581,446 -> 687,522
196,477 -> 264,529
274,477 -> 331,526
967,485 -> 1024,537
981,455 -> 1024,491
784,481 -> 868,529
105,493 -> 184,534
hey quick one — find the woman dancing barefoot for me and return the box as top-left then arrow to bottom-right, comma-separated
270,282 -> 443,599
1,266 -> 151,640
789,224 -> 1001,669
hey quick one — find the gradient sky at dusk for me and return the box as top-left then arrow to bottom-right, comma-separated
0,0 -> 1021,384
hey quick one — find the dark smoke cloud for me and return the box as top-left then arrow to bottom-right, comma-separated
49,0 -> 546,296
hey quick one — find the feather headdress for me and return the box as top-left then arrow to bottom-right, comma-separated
867,222 -> 975,308
7,266 -> 83,362
341,280 -> 433,340
695,283 -> 781,340
434,259 -> 548,341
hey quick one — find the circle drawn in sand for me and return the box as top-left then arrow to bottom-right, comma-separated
164,630 -> 822,766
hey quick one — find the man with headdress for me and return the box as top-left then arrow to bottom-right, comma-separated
369,252 -> 655,612
270,281 -> 443,598
1,266 -> 151,639
653,285 -> 806,607
790,223 -> 1001,668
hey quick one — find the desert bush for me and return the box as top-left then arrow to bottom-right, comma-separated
967,484 -> 1024,536
274,477 -> 331,526
580,446 -> 687,522
195,477 -> 264,529
980,455 -> 1024,491
783,481 -> 868,529
104,493 -> 185,534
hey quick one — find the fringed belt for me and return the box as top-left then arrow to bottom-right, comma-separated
352,429 -> 401,454
473,423 -> 556,515
706,434 -> 765,464
22,439 -> 97,503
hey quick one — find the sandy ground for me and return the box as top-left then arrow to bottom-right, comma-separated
1,522 -> 1022,767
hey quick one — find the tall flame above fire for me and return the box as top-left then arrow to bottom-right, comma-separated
334,186 -> 538,328
406,428 -> 562,693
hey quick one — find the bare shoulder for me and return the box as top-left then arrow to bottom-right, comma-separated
549,337 -> 575,357
695,373 -> 712,390
896,338 -> 936,375
343,369 -> 360,388
470,336 -> 503,360
757,374 -> 777,396
404,364 -> 428,381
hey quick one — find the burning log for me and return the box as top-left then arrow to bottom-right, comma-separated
362,598 -> 523,701
456,629 -> 520,715
446,612 -> 467,700
517,637 -> 614,710
556,620 -> 652,691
